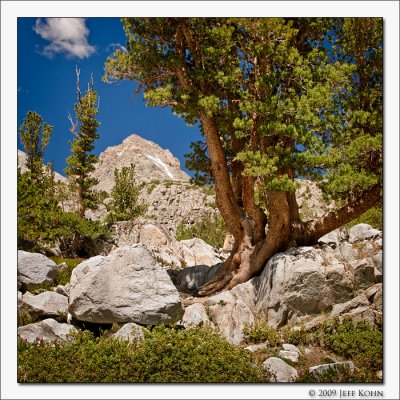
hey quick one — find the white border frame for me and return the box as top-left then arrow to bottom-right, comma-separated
2,2 -> 399,399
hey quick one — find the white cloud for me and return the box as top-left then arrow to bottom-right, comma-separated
33,18 -> 96,59
105,42 -> 127,53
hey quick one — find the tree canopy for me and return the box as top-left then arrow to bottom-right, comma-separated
104,18 -> 382,295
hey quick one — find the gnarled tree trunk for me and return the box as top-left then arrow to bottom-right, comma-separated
196,115 -> 382,297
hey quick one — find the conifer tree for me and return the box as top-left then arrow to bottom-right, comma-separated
107,163 -> 147,222
19,111 -> 53,179
104,18 -> 382,295
65,67 -> 100,219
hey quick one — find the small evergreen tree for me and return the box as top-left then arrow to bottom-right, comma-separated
65,68 -> 100,219
107,163 -> 147,222
19,111 -> 53,179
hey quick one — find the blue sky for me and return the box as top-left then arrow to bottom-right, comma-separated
17,17 -> 202,176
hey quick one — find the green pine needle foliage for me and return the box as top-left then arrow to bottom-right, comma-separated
106,163 -> 147,222
19,111 -> 53,179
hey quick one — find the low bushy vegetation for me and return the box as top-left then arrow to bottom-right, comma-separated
50,257 -> 85,286
316,318 -> 382,371
243,321 -> 280,347
176,213 -> 226,249
18,326 -> 268,383
244,317 -> 382,383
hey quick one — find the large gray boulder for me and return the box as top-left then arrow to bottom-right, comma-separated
20,291 -> 68,321
18,251 -> 57,291
250,247 -> 353,327
18,318 -> 76,343
68,245 -> 184,325
263,357 -> 298,382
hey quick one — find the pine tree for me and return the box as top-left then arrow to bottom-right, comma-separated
19,111 -> 53,179
104,18 -> 382,295
65,67 -> 100,219
106,163 -> 147,222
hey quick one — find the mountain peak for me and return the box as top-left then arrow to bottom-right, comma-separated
93,133 -> 190,193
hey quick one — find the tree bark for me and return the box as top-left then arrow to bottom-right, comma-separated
200,114 -> 243,240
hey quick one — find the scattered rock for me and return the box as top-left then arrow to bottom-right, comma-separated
245,343 -> 269,352
278,350 -> 300,363
318,229 -> 342,247
340,306 -> 376,326
68,245 -> 184,325
20,291 -> 68,321
55,284 -> 70,297
18,250 -> 57,291
263,357 -> 298,382
181,303 -> 213,328
18,318 -> 76,343
282,343 -> 301,355
331,293 -> 370,317
348,224 -> 381,243
351,260 -> 375,290
112,323 -> 146,343
309,361 -> 354,376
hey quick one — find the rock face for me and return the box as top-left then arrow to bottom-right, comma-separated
92,134 -> 190,192
18,251 -> 57,291
68,245 -> 184,325
20,291 -> 68,321
18,318 -> 76,343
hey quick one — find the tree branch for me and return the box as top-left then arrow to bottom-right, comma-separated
293,184 -> 382,245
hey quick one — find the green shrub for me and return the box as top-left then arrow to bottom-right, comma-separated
18,326 -> 268,383
51,257 -> 85,286
243,321 -> 280,346
176,213 -> 226,249
317,318 -> 382,371
281,325 -> 310,346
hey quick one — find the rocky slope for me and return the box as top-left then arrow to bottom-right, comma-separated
92,134 -> 190,192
